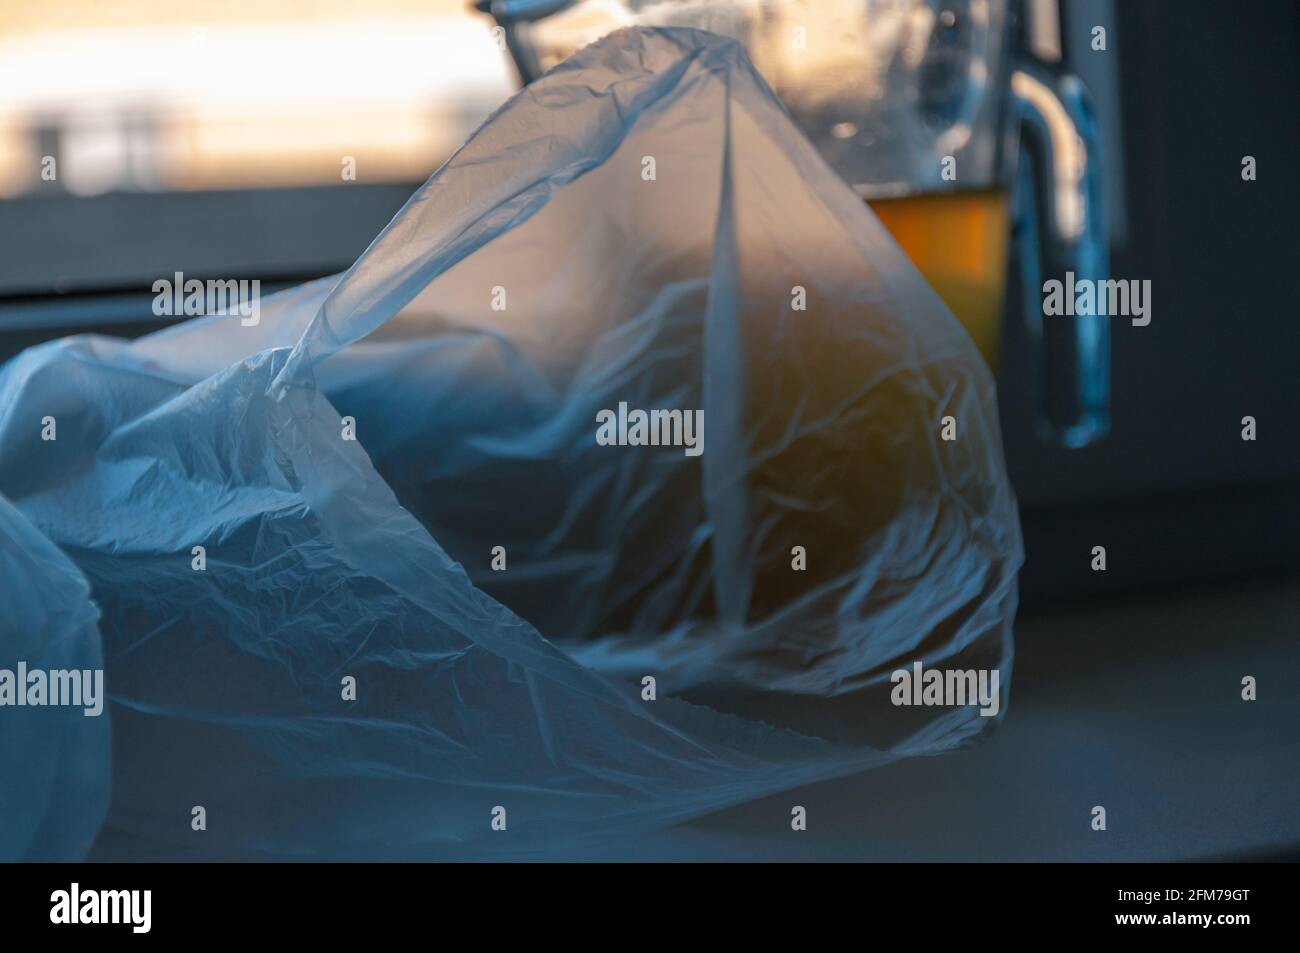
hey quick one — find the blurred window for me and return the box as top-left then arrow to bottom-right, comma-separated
0,0 -> 514,296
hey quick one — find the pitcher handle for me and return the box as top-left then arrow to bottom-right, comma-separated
1011,65 -> 1110,447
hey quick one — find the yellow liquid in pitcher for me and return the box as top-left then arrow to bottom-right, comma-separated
868,190 -> 1010,372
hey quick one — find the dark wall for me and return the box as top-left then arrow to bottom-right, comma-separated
1003,0 -> 1300,602
1003,0 -> 1300,505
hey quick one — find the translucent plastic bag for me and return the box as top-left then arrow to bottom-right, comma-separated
0,28 -> 1020,859
0,493 -> 109,860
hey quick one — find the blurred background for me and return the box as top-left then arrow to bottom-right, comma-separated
0,0 -> 513,293
0,0 -> 512,197
2,0 -> 1297,860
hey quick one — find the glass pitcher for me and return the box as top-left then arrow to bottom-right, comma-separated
476,0 -> 1109,446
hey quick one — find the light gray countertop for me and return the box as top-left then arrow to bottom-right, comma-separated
589,579 -> 1300,861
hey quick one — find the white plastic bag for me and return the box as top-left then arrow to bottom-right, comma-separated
0,28 -> 1020,858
